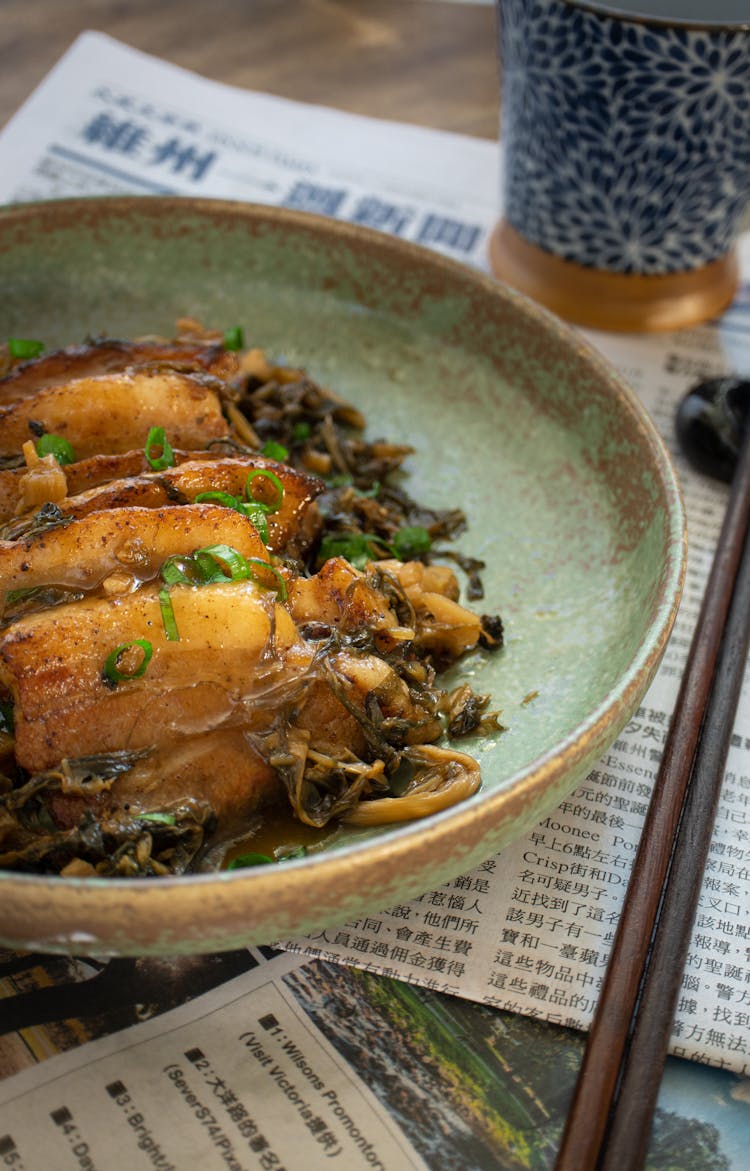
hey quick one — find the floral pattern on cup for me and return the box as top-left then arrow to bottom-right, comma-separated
499,0 -> 750,274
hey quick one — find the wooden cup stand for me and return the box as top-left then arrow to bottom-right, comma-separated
489,219 -> 740,333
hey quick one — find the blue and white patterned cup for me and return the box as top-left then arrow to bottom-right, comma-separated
490,1 -> 750,330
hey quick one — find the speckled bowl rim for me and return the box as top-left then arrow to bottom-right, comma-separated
0,197 -> 687,955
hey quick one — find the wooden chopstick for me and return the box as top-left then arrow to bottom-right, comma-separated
555,422 -> 750,1171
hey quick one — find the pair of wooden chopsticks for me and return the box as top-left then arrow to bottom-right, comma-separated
555,426 -> 750,1170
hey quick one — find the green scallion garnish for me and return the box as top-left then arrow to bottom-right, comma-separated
36,433 -> 76,466
223,326 -> 244,351
159,587 -> 180,641
245,468 -> 284,515
102,639 -> 153,685
317,528 -> 427,569
192,543 -> 251,584
245,557 -> 288,602
160,555 -> 198,586
158,546 -> 287,607
8,338 -> 44,360
261,440 -> 289,462
227,852 -> 274,869
144,426 -> 175,471
193,490 -> 271,544
318,531 -> 384,570
194,490 -> 239,509
238,502 -> 270,544
291,422 -> 311,442
391,525 -> 432,560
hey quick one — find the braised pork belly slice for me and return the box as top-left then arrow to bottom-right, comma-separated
11,456 -> 323,557
0,369 -> 229,460
0,335 -> 238,403
91,730 -> 278,830
0,503 -> 270,602
0,448 -> 220,525
0,580 -> 310,773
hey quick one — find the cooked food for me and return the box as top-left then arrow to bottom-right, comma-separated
0,368 -> 229,459
0,334 -> 237,402
1,455 -> 322,557
0,323 -> 503,876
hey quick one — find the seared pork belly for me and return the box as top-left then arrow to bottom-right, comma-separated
5,456 -> 323,556
0,335 -> 238,403
0,369 -> 229,459
1,580 -> 310,772
0,448 -> 221,525
0,504 -> 271,600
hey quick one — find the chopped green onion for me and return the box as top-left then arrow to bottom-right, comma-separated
291,422 -> 311,442
159,587 -> 180,641
223,326 -> 244,351
144,426 -> 175,471
245,469 -> 284,514
318,531 -> 384,570
8,337 -> 44,359
392,525 -> 432,560
261,440 -> 289,462
160,555 -> 198,586
227,844 -> 305,868
237,502 -> 270,544
227,852 -> 274,869
158,546 -> 286,601
194,490 -> 239,509
102,639 -> 153,685
194,490 -> 270,544
245,557 -> 288,602
36,433 -> 76,465
140,811 -> 177,826
193,544 -> 251,583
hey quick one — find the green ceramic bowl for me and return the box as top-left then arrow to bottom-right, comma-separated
0,197 -> 685,955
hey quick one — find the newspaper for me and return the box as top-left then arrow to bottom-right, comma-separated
0,949 -> 433,1171
1,947 -> 746,1171
0,30 -> 749,1090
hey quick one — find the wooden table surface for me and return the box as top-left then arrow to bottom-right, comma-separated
0,0 -> 500,139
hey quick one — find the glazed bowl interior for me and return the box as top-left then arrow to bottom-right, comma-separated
0,197 -> 685,955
